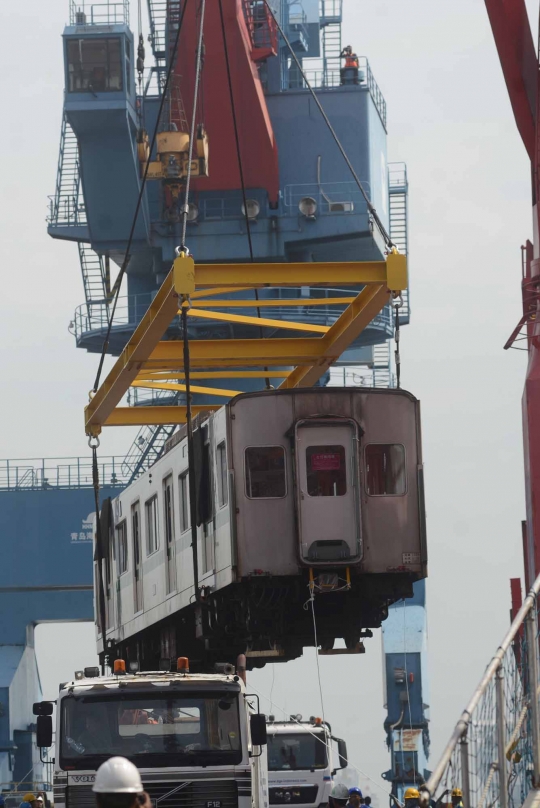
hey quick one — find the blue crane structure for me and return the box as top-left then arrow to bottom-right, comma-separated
0,0 -> 423,799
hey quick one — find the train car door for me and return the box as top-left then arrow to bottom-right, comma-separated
295,420 -> 361,564
131,501 -> 143,612
163,475 -> 177,594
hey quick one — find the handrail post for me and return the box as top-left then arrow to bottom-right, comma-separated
526,607 -> 540,786
496,665 -> 508,808
459,732 -> 470,808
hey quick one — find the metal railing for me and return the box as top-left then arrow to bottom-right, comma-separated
0,457 -> 128,490
72,288 -> 394,341
284,57 -> 387,129
425,573 -> 540,808
283,181 -> 370,215
69,0 -> 129,25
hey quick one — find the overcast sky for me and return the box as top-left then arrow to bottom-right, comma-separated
4,0 -> 538,800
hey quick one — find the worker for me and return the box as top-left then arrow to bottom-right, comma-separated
451,789 -> 464,808
340,45 -> 359,68
22,795 -> 39,808
340,45 -> 359,85
364,799 -> 371,807
329,784 -> 351,808
405,788 -> 421,808
348,787 -> 363,808
93,756 -> 152,808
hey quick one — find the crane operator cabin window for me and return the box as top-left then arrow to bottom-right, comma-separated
67,38 -> 123,92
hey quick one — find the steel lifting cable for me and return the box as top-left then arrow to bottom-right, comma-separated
178,0 -> 207,603
261,0 -> 394,250
92,0 -> 190,395
217,0 -> 271,389
180,0 -> 207,249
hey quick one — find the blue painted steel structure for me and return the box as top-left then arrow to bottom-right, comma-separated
382,581 -> 431,802
0,457 -> 123,793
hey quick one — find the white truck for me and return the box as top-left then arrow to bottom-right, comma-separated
266,717 -> 347,808
33,660 -> 269,808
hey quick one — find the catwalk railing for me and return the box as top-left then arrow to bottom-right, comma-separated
425,573 -> 540,808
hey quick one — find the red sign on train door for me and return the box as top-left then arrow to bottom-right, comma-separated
311,452 -> 341,471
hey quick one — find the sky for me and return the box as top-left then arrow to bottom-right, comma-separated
3,0 -> 539,801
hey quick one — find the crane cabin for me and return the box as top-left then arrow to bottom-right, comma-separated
96,387 -> 427,671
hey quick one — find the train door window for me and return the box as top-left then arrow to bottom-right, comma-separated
365,444 -> 406,496
216,442 -> 228,507
132,502 -> 143,613
116,521 -> 128,574
67,38 -> 123,93
306,445 -> 347,497
145,495 -> 160,555
163,476 -> 176,594
245,446 -> 286,498
179,472 -> 190,533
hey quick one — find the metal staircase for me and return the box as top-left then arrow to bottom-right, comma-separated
388,162 -> 410,322
121,390 -> 182,483
147,0 -> 168,62
48,114 -> 86,228
320,0 -> 343,86
78,243 -> 110,327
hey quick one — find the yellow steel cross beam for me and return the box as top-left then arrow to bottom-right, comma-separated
84,252 -> 407,435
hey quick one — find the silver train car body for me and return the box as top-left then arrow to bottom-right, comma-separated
96,387 -> 427,670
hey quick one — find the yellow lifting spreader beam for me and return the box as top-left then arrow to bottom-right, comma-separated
85,252 -> 407,436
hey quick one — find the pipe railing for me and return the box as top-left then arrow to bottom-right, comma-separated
425,572 -> 540,808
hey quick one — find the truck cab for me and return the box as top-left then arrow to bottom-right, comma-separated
34,660 -> 269,808
266,717 -> 347,808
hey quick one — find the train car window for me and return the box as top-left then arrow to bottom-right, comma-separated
365,444 -> 406,496
67,38 -> 123,93
245,446 -> 286,499
216,442 -> 228,508
145,495 -> 160,554
116,520 -> 128,575
306,445 -> 347,497
179,472 -> 190,532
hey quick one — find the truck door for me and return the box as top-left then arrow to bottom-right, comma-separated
295,420 -> 361,565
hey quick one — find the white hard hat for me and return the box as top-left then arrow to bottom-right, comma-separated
331,784 -> 351,801
93,757 -> 143,793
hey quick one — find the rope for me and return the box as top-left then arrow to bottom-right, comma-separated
309,590 -> 327,727
92,0 -> 190,394
262,0 -> 393,249
180,0 -> 207,249
217,0 -> 270,388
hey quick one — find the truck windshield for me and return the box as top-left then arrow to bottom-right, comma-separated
60,690 -> 242,769
267,732 -> 327,770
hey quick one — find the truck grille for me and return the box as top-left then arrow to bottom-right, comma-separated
269,786 -> 319,805
67,780 -> 239,808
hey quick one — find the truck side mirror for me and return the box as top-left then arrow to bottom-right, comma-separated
337,738 -> 348,769
33,701 -> 53,716
250,713 -> 267,746
36,715 -> 53,748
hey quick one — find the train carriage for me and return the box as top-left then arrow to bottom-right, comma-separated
96,387 -> 427,671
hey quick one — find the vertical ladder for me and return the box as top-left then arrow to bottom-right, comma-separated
320,0 -> 343,87
372,341 -> 393,388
